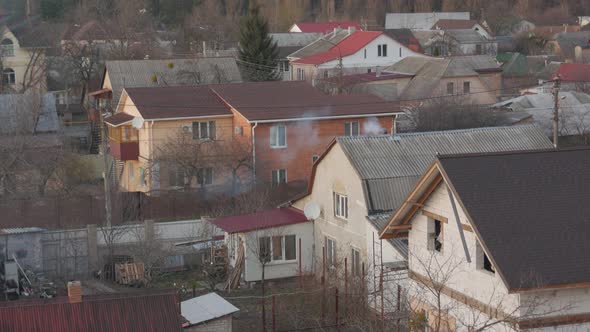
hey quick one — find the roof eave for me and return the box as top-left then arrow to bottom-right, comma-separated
249,112 -> 402,124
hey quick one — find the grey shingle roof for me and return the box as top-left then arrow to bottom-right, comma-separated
337,125 -> 552,259
270,33 -> 324,59
105,57 -> 242,104
438,148 -> 590,290
286,30 -> 350,60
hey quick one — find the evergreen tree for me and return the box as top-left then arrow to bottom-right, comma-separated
238,6 -> 279,81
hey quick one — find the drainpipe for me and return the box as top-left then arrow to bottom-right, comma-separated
251,122 -> 258,184
392,114 -> 398,135
149,121 -> 155,190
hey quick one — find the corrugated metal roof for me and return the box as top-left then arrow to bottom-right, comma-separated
338,125 -> 552,213
181,293 -> 239,326
293,31 -> 383,65
287,30 -> 350,60
212,207 -> 309,234
385,12 -> 470,30
0,227 -> 45,235
106,57 -> 242,104
269,33 -> 323,47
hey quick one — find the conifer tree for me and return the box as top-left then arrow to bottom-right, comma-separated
238,6 -> 279,81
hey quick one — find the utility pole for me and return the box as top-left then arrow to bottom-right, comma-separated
553,77 -> 561,148
101,114 -> 112,228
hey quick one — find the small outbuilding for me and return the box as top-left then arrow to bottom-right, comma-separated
181,292 -> 239,332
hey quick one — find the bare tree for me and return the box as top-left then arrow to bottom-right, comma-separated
127,221 -> 172,285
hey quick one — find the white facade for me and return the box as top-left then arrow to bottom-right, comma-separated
293,143 -> 407,311
226,221 -> 314,282
405,180 -> 590,331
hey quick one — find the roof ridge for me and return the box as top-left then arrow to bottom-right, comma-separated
395,124 -> 541,137
435,146 -> 590,160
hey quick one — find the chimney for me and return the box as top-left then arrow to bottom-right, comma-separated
68,281 -> 82,304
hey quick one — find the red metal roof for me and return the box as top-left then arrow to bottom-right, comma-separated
0,290 -> 182,332
293,31 -> 383,65
552,63 -> 590,82
104,112 -> 134,126
212,207 -> 309,233
293,21 -> 361,34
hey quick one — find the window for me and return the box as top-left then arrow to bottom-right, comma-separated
271,169 -> 287,186
427,218 -> 443,252
367,68 -> 372,73
446,82 -> 454,95
325,237 -> 337,266
56,92 -> 66,105
3,68 -> 15,85
168,164 -> 184,188
312,155 -> 319,163
364,49 -> 367,59
259,235 -> 296,262
475,44 -> 482,55
476,241 -> 495,273
334,192 -> 348,219
323,70 -> 329,78
344,121 -> 359,136
197,168 -> 213,186
297,68 -> 306,80
377,44 -> 388,57
270,125 -> 286,148
192,121 -> 216,140
1,38 -> 13,57
351,248 -> 361,276
399,47 -> 402,57
463,81 -> 471,94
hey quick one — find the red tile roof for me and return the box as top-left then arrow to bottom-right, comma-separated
212,207 -> 309,233
552,63 -> 590,82
211,81 -> 401,121
292,21 -> 362,34
0,290 -> 182,332
104,112 -> 134,126
124,86 -> 232,120
293,31 -> 383,65
431,19 -> 479,30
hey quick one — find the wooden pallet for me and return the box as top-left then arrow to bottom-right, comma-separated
115,262 -> 145,285
226,242 -> 244,291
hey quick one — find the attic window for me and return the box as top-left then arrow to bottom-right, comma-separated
1,38 -> 14,57
427,218 -> 443,252
476,241 -> 495,274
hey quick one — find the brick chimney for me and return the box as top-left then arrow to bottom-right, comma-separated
67,281 -> 82,304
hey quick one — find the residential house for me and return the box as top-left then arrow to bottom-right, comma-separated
181,292 -> 239,331
289,22 -> 361,34
550,31 -> 590,62
269,33 -> 323,80
212,207 -> 313,283
496,53 -> 560,92
413,29 -> 497,57
329,56 -> 502,104
289,29 -> 426,82
0,17 -> 49,93
104,81 -> 400,193
385,12 -> 470,30
493,91 -> 590,143
380,148 -> 590,331
431,19 -> 493,39
292,125 -> 553,312
0,284 -> 183,331
93,57 -> 242,109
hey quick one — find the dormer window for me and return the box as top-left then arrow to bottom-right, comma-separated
1,39 -> 14,57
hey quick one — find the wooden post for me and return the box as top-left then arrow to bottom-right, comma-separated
272,295 -> 276,332
380,266 -> 384,332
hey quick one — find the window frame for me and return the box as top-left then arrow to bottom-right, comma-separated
271,169 -> 287,186
344,121 -> 359,136
427,218 -> 443,252
259,234 -> 297,263
446,82 -> 454,95
463,81 -> 471,94
3,68 -> 15,85
1,38 -> 14,57
476,241 -> 495,274
191,121 -> 216,140
197,167 -> 213,186
351,247 -> 361,277
325,236 -> 337,267
270,125 -> 287,148
377,44 -> 388,57
168,163 -> 185,188
333,192 -> 348,220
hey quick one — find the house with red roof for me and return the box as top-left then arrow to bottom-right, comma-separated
289,21 -> 362,34
212,207 -> 313,283
288,29 -> 426,82
104,81 -> 401,194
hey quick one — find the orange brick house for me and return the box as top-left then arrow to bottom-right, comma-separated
104,81 -> 400,193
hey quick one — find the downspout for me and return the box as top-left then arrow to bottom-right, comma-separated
251,122 -> 258,184
392,114 -> 398,135
149,121 -> 155,190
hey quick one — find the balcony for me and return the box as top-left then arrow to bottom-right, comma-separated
109,139 -> 139,161
108,126 -> 139,161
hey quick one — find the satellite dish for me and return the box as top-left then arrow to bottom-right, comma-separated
132,117 -> 145,129
304,202 -> 321,219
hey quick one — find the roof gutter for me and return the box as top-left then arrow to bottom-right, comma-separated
144,114 -> 233,122
248,112 -> 403,124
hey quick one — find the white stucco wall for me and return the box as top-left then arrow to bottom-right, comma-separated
407,181 -> 590,331
240,221 -> 314,282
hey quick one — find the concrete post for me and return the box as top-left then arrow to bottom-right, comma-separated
144,220 -> 155,243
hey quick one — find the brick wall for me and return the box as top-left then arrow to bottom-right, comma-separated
253,116 -> 393,185
186,316 -> 233,332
